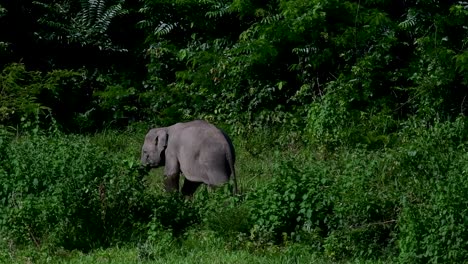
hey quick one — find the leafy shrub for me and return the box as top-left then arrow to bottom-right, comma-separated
0,63 -> 91,132
322,118 -> 468,261
38,68 -> 89,131
322,150 -> 399,260
396,118 -> 468,263
398,170 -> 468,264
0,133 -> 153,250
0,64 -> 45,127
140,219 -> 176,261
196,189 -> 251,240
249,161 -> 333,246
245,152 -> 398,259
306,80 -> 400,150
150,193 -> 200,237
249,120 -> 468,260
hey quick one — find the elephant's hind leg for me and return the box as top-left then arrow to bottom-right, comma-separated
207,170 -> 230,187
181,179 -> 202,196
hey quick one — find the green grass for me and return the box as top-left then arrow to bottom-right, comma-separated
6,246 -> 321,264
2,230 -> 393,264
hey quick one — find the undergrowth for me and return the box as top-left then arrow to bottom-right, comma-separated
1,118 -> 468,263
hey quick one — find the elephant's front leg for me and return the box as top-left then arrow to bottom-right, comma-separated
163,153 -> 180,192
163,173 -> 180,192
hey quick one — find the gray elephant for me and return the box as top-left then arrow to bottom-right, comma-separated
141,120 -> 237,196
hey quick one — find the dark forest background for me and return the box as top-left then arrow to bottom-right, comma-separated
1,0 -> 467,139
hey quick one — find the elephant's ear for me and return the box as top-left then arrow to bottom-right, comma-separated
156,129 -> 168,148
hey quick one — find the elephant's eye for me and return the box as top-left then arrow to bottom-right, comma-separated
155,137 -> 158,145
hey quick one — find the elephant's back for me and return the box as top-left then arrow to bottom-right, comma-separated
169,119 -> 234,161
179,124 -> 227,150
171,120 -> 224,143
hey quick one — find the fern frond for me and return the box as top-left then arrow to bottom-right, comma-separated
32,1 -> 47,8
95,0 -> 106,25
292,45 -> 318,55
155,23 -> 177,36
399,9 -> 418,29
205,0 -> 231,18
239,24 -> 260,41
260,14 -> 282,24
136,19 -> 154,29
96,4 -> 126,32
230,42 -> 256,56
138,7 -> 151,15
79,0 -> 91,25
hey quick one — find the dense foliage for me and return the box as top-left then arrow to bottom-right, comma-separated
0,131 -> 150,250
1,0 -> 468,132
3,120 -> 468,262
2,0 -> 468,263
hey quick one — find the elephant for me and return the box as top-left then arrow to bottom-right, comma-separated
141,120 -> 237,196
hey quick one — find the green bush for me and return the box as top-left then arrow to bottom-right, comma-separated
399,170 -> 468,263
322,150 -> 399,259
150,193 -> 200,237
246,154 -> 397,259
396,118 -> 468,263
249,161 -> 333,247
248,118 -> 468,260
0,133 -> 153,250
196,188 -> 251,241
0,63 -> 92,132
0,64 -> 45,127
306,82 -> 400,150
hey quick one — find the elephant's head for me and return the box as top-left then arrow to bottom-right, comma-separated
141,128 -> 168,168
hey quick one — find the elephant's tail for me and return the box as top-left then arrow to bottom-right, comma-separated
226,150 -> 238,195
222,130 -> 238,195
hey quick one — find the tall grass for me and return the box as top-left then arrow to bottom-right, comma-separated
2,118 -> 468,263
